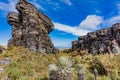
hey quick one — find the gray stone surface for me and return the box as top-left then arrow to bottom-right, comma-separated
0,57 -> 11,65
0,67 -> 4,72
72,23 -> 120,54
7,0 -> 56,54
0,46 -> 6,54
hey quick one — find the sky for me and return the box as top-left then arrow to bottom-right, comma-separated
0,0 -> 120,48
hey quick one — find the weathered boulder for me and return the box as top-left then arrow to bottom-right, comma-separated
72,23 -> 120,54
0,57 -> 11,65
7,0 -> 56,54
0,68 -> 4,73
0,45 -> 6,54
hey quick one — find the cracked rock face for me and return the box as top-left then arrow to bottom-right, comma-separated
7,0 -> 56,54
72,23 -> 120,54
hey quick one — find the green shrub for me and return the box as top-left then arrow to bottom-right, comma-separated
7,68 -> 22,79
25,63 -> 33,76
49,56 -> 74,80
35,76 -> 48,80
56,56 -> 74,69
4,53 -> 9,57
76,64 -> 84,70
110,70 -> 120,80
86,73 -> 94,80
9,61 -> 18,68
98,76 -> 109,80
90,57 -> 107,75
18,76 -> 29,80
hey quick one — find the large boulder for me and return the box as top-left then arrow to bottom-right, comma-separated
72,23 -> 120,54
7,0 -> 56,54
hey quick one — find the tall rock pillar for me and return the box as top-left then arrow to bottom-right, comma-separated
7,0 -> 56,54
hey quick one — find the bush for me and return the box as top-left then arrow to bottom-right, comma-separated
62,49 -> 73,53
98,76 -> 109,80
110,70 -> 120,80
90,57 -> 107,75
18,76 -> 29,80
25,63 -> 33,76
56,56 -> 74,69
7,68 -> 22,79
49,56 -> 74,80
35,76 -> 48,80
86,73 -> 94,80
9,61 -> 18,68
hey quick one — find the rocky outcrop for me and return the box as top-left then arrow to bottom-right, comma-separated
0,45 -> 6,53
72,23 -> 120,54
7,0 -> 56,54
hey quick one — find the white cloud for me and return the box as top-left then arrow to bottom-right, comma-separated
60,0 -> 72,6
0,0 -> 45,16
54,15 -> 103,36
79,15 -> 103,30
0,0 -> 17,12
53,15 -> 120,48
52,39 -> 71,48
54,22 -> 90,36
103,15 -> 120,27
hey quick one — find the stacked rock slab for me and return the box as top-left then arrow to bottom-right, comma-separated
72,23 -> 120,54
7,0 -> 56,54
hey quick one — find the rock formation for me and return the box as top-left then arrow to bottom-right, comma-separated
0,45 -> 6,53
72,23 -> 120,54
7,0 -> 56,54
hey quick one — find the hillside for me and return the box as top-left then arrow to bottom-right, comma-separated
0,47 -> 120,80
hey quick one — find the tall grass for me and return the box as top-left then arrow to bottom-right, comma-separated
0,47 -> 120,79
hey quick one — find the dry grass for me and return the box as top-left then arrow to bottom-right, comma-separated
0,47 -> 120,79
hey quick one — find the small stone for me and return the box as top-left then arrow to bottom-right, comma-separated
0,58 -> 11,65
0,67 -> 4,72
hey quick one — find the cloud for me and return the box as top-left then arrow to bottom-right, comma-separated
52,39 -> 71,48
79,15 -> 103,30
60,0 -> 72,6
103,15 -> 120,27
0,0 -> 17,12
54,22 -> 90,36
54,15 -> 103,36
0,0 -> 45,16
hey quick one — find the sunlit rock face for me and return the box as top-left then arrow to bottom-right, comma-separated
7,0 -> 56,54
72,23 -> 120,54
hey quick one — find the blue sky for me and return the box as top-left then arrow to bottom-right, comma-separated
0,0 -> 120,48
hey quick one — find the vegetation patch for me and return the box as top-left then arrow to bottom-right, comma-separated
0,47 -> 120,79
